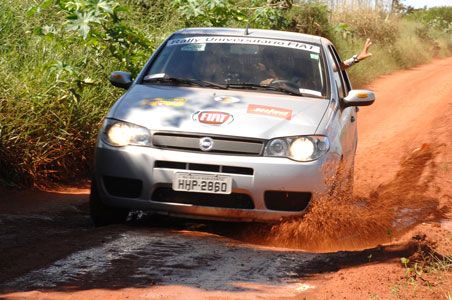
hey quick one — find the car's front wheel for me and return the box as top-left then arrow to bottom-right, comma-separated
89,179 -> 129,227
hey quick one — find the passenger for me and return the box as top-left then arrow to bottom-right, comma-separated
340,38 -> 373,69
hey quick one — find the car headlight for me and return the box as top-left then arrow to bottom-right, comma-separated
264,136 -> 329,161
102,119 -> 151,147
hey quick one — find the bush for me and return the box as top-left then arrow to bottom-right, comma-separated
284,1 -> 333,39
173,0 -> 246,27
342,18 -> 447,88
0,0 -> 164,186
173,0 -> 289,29
407,6 -> 452,33
332,9 -> 399,45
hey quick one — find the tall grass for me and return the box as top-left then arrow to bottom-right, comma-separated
332,10 -> 452,87
0,0 -> 168,186
0,0 -> 450,187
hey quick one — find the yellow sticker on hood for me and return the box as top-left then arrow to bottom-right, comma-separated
141,97 -> 187,107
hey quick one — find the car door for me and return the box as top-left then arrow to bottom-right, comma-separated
325,45 -> 357,168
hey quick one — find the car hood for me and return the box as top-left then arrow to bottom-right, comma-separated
111,84 -> 329,139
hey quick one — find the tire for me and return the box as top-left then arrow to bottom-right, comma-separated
89,179 -> 129,227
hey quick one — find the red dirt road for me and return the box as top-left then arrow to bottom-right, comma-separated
355,57 -> 451,196
299,57 -> 452,299
0,57 -> 451,299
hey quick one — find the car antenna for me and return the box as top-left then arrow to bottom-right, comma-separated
244,23 -> 250,35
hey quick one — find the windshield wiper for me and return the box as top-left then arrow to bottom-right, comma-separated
264,85 -> 303,97
227,83 -> 302,97
143,76 -> 228,89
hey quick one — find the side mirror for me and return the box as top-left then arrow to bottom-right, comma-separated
109,71 -> 132,89
343,89 -> 375,107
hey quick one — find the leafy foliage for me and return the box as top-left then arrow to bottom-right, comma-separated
0,0 -> 156,186
332,9 -> 398,44
173,0 -> 289,29
250,4 -> 289,29
333,22 -> 354,40
48,0 -> 152,74
285,1 -> 332,38
407,6 -> 452,34
173,0 -> 246,27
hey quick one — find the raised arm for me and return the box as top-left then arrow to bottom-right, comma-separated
341,38 -> 373,70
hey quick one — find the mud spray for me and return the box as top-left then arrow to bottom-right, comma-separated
240,144 -> 448,252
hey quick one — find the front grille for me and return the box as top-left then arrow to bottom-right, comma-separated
154,161 -> 186,169
103,176 -> 143,198
189,163 -> 220,172
152,132 -> 264,155
155,160 -> 254,175
152,188 -> 255,209
264,191 -> 311,212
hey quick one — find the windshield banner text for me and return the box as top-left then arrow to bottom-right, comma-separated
167,36 -> 320,53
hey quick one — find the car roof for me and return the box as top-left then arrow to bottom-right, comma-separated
174,27 -> 330,45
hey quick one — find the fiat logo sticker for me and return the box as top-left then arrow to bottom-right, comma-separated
193,111 -> 233,125
199,137 -> 214,151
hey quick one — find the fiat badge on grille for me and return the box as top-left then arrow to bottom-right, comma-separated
199,137 -> 214,151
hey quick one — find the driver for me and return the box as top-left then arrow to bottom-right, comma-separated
257,47 -> 308,91
256,47 -> 286,85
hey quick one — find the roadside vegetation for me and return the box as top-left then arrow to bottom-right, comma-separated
0,0 -> 451,187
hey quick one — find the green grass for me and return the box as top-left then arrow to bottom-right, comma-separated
333,15 -> 452,87
0,0 -> 451,186
0,0 -> 180,186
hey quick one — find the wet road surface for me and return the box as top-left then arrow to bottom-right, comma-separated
0,193 -> 434,300
0,202 -> 321,298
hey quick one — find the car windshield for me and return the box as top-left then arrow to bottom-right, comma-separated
145,35 -> 327,98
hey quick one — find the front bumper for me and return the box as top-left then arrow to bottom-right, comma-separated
93,142 -> 339,222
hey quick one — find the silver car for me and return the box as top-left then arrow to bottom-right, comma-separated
90,28 -> 375,226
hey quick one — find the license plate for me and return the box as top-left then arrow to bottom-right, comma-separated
172,172 -> 232,194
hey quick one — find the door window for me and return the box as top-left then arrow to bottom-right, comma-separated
326,46 -> 346,98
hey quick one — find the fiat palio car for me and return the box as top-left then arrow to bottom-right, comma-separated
90,27 -> 375,226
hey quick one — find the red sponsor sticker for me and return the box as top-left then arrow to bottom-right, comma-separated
247,104 -> 292,120
194,111 -> 233,125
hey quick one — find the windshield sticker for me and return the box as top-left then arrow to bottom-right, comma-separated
310,53 -> 319,60
247,104 -> 292,120
299,88 -> 322,97
193,111 -> 234,125
145,73 -> 166,80
141,97 -> 187,107
168,36 -> 320,53
214,96 -> 241,104
181,43 -> 206,51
